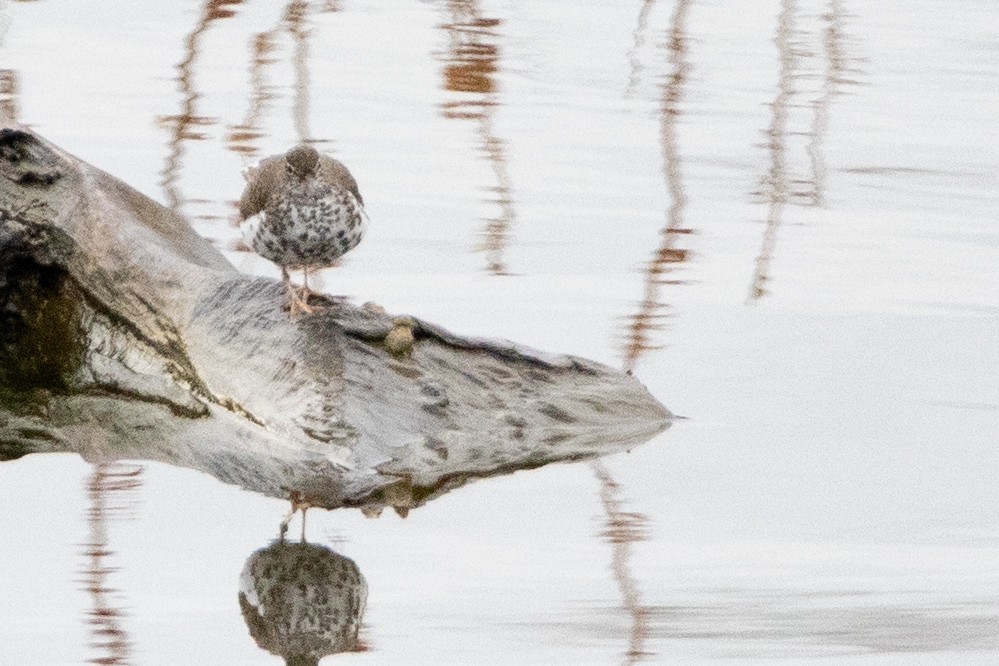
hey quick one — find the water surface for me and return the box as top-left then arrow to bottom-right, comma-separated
1,0 -> 998,663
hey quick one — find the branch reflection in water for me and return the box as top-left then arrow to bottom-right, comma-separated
226,29 -> 279,160
610,3 -> 694,662
592,460 -> 652,665
622,0 -> 693,373
748,0 -> 797,303
158,0 -> 242,212
749,0 -> 859,300
226,0 -> 335,163
81,462 -> 143,666
287,0 -> 313,145
437,0 -> 517,275
804,0 -> 859,207
624,0 -> 656,97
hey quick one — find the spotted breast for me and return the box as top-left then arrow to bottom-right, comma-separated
248,176 -> 366,268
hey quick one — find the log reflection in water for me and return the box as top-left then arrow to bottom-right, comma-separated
438,0 -> 516,275
592,461 -> 652,665
623,0 -> 693,373
82,461 -> 143,666
158,0 -> 243,211
748,0 -> 797,303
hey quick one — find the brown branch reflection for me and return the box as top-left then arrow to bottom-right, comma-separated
82,462 -> 143,666
0,70 -> 18,124
622,0 -> 693,373
612,5 -> 693,660
158,0 -> 242,211
226,0 -> 318,162
592,461 -> 651,665
748,0 -> 797,303
226,32 -> 279,159
438,0 -> 516,275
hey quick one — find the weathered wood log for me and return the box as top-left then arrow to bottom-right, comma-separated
0,126 -> 672,513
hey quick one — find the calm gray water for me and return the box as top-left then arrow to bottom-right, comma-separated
1,0 -> 998,664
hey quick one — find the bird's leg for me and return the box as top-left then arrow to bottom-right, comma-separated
283,267 -> 314,316
279,491 -> 312,541
292,268 -> 325,315
295,268 -> 315,314
281,267 -> 300,317
300,267 -> 313,307
281,267 -> 297,302
279,503 -> 295,542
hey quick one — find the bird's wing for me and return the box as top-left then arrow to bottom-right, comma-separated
237,155 -> 285,220
318,155 -> 364,207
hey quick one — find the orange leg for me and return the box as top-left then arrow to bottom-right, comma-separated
282,267 -> 314,316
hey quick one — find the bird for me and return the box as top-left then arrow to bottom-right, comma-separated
239,540 -> 368,663
237,144 -> 367,315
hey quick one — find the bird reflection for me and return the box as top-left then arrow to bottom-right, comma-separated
158,0 -> 243,211
280,490 -> 314,541
592,460 -> 651,665
0,70 -> 18,124
82,462 -> 143,666
240,538 -> 367,665
438,0 -> 517,275
622,0 -> 693,373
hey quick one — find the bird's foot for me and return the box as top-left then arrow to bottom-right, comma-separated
283,284 -> 317,317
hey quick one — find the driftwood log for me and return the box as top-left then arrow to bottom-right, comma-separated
0,127 -> 672,513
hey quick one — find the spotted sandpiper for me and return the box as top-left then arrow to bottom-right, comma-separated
238,144 -> 367,315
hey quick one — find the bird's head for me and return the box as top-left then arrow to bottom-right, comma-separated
284,144 -> 320,180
